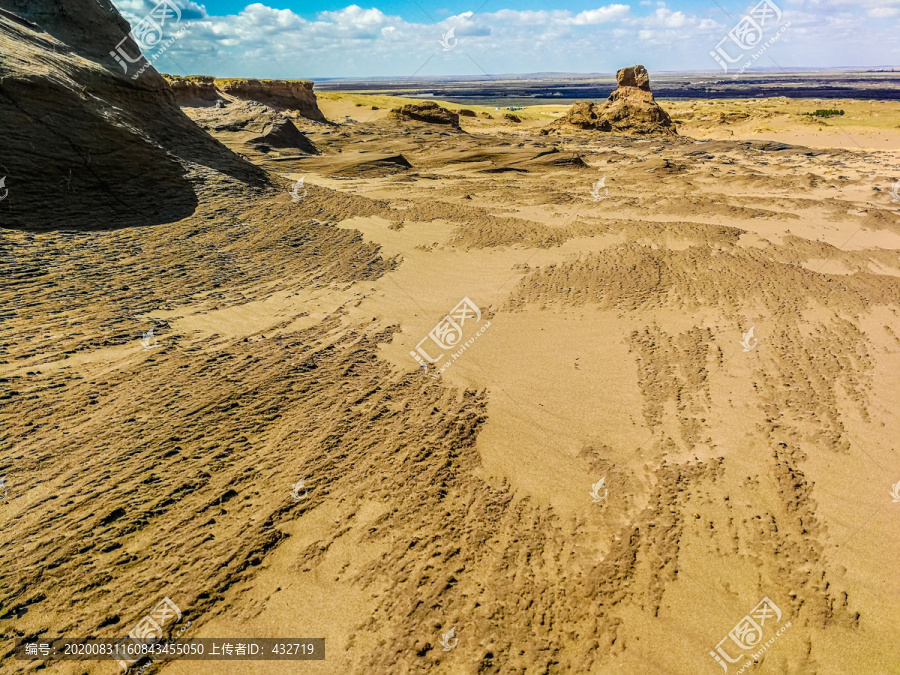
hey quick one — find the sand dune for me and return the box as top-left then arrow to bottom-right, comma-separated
5,96 -> 898,672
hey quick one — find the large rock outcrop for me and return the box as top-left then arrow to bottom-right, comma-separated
0,0 -> 270,231
216,79 -> 326,122
163,74 -> 223,107
392,101 -> 461,129
162,75 -> 327,124
545,65 -> 675,135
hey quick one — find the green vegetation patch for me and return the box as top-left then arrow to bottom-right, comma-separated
806,109 -> 845,117
161,74 -> 215,85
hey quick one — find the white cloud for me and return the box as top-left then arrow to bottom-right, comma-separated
317,5 -> 392,27
644,8 -> 689,28
109,1 -> 900,78
565,5 -> 632,25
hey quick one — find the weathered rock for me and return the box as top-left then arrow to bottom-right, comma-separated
597,85 -> 674,133
392,101 -> 461,128
163,75 -> 223,107
188,101 -> 319,157
545,64 -> 675,136
245,118 -> 319,156
617,65 -> 651,92
0,0 -> 270,232
216,78 -> 326,122
558,101 -> 613,131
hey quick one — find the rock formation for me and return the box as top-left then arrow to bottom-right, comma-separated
161,75 -> 327,124
392,101 -> 461,128
216,79 -> 326,122
545,65 -> 675,135
617,64 -> 651,91
190,101 -> 319,158
245,118 -> 319,155
0,0 -> 270,231
163,75 -> 223,107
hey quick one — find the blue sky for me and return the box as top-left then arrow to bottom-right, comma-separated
112,0 -> 900,79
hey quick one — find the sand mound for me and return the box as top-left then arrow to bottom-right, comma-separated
546,65 -> 675,135
421,144 -> 588,173
392,101 -> 461,128
286,152 -> 412,177
0,0 -> 270,231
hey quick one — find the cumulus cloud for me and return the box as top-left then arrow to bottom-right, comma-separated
108,1 -> 898,78
565,5 -> 632,25
641,8 -> 689,28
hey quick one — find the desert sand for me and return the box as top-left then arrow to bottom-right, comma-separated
2,4 -> 900,675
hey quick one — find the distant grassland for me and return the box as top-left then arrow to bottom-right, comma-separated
662,97 -> 900,130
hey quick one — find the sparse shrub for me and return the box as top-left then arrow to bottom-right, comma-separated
807,109 -> 844,118
504,113 -> 521,123
458,109 -> 476,117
